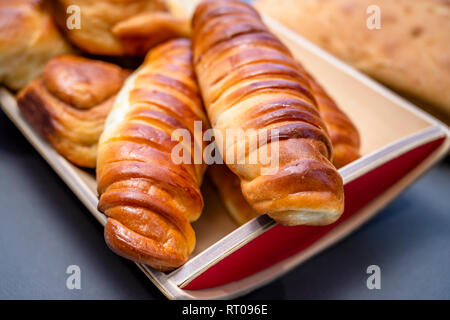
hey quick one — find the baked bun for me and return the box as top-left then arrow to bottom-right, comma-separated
0,0 -> 73,90
210,75 -> 361,226
50,0 -> 190,56
17,55 -> 129,168
193,0 -> 344,226
97,39 -> 208,270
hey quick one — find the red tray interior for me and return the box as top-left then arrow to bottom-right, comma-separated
184,137 -> 445,290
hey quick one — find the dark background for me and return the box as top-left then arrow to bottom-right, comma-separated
1,108 -> 449,300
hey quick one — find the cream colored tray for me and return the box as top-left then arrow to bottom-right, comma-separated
1,12 -> 449,299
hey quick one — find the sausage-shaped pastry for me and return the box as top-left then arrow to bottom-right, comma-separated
96,39 -> 208,270
17,55 -> 129,168
210,74 -> 361,225
193,0 -> 344,226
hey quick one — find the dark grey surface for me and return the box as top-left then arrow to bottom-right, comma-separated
0,109 -> 449,300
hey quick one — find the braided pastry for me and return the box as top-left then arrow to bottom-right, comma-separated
17,55 -> 129,168
193,0 -> 344,226
96,39 -> 208,270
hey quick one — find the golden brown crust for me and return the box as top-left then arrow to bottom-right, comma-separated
17,55 -> 129,168
211,72 -> 360,225
0,0 -> 73,90
96,39 -> 208,270
210,77 -> 361,225
193,0 -> 344,226
50,0 -> 190,56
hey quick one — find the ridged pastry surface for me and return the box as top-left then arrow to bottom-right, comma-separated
97,39 -> 208,270
193,0 -> 344,226
210,73 -> 361,225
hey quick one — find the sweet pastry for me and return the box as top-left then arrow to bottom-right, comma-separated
17,55 -> 129,168
192,0 -> 345,226
0,0 -> 73,90
50,0 -> 190,56
210,75 -> 361,225
96,39 -> 208,270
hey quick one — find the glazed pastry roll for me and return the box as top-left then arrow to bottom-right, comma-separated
0,0 -> 73,90
96,39 -> 208,270
193,0 -> 344,226
210,76 -> 361,225
17,55 -> 129,168
50,0 -> 190,56
210,74 -> 361,225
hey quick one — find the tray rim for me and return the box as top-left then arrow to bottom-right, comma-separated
1,14 -> 449,300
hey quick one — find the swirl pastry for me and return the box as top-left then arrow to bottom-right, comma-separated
193,0 -> 344,226
0,0 -> 73,90
17,55 -> 129,168
50,0 -> 190,56
96,39 -> 208,270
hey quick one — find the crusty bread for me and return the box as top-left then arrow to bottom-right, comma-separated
255,0 -> 450,115
193,0 -> 344,226
97,39 -> 208,270
0,0 -> 73,90
17,55 -> 129,168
